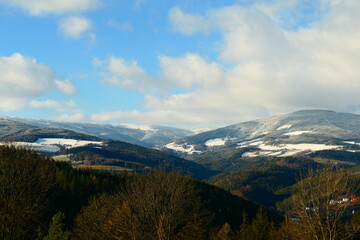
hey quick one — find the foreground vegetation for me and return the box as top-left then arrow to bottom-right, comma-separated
1,145 -> 360,239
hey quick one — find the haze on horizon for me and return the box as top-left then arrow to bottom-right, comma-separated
0,0 -> 359,129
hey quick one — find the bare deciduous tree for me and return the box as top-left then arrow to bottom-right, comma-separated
279,168 -> 360,240
74,173 -> 208,240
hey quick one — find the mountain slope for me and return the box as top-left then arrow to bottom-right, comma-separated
0,118 -> 214,179
9,117 -> 193,147
0,118 -> 100,142
162,110 -> 360,159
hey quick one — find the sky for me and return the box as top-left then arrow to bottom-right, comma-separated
0,0 -> 359,129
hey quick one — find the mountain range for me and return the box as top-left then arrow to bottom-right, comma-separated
162,110 -> 360,158
0,117 -> 213,179
2,109 -> 360,207
6,117 -> 194,147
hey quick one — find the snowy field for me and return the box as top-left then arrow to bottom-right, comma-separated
164,142 -> 201,154
283,130 -> 313,136
205,138 -> 227,147
0,138 -> 103,153
240,140 -> 340,157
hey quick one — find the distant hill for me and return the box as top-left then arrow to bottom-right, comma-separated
0,118 -> 99,142
7,117 -> 194,147
0,118 -> 214,179
161,110 -> 360,160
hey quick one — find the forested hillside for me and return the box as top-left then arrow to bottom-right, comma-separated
2,143 -> 360,239
0,145 -> 269,240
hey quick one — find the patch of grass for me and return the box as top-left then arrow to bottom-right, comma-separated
52,155 -> 71,162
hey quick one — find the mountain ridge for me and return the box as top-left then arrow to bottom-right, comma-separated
161,110 -> 360,158
3,117 -> 195,147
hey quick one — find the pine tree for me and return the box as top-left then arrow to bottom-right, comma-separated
43,212 -> 70,240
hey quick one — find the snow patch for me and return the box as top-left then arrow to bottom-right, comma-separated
117,123 -> 154,132
205,138 -> 227,147
0,142 -> 60,153
238,138 -> 262,146
344,141 -> 360,146
283,131 -> 313,136
0,138 -> 103,153
240,141 -> 340,158
190,127 -> 213,134
277,124 -> 292,130
36,138 -> 103,149
165,142 -> 201,154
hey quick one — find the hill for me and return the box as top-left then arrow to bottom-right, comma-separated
8,117 -> 194,147
161,110 -> 360,165
0,118 -> 214,179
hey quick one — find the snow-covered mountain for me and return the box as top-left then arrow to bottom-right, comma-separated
162,110 -> 360,158
6,117 -> 194,147
0,117 -> 214,178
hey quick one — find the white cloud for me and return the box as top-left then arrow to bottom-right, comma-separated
55,79 -> 76,94
99,54 -> 222,94
50,113 -> 85,122
0,53 -> 76,111
59,16 -> 93,39
0,0 -> 101,16
29,99 -> 76,112
93,1 -> 360,127
168,7 -> 210,34
102,56 -> 159,93
98,0 -> 360,126
159,54 -> 222,89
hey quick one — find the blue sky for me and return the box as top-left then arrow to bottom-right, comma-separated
0,0 -> 359,128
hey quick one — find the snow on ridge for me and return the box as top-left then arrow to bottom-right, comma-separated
0,141 -> 61,153
241,141 -> 340,158
283,130 -> 313,136
36,138 -> 103,149
344,141 -> 360,146
277,124 -> 292,130
205,138 -> 227,147
0,138 -> 104,153
117,123 -> 154,132
190,127 -> 214,134
165,142 -> 201,154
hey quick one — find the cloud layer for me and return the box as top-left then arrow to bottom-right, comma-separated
95,0 -> 360,127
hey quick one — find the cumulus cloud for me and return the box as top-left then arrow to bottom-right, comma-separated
159,54 -> 222,89
101,56 -> 159,93
99,53 -> 222,94
168,7 -> 210,35
55,79 -> 76,94
0,53 -> 76,111
29,99 -> 76,112
0,0 -> 101,16
59,16 -> 93,39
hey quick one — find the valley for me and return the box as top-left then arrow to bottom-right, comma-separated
2,109 -> 360,239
